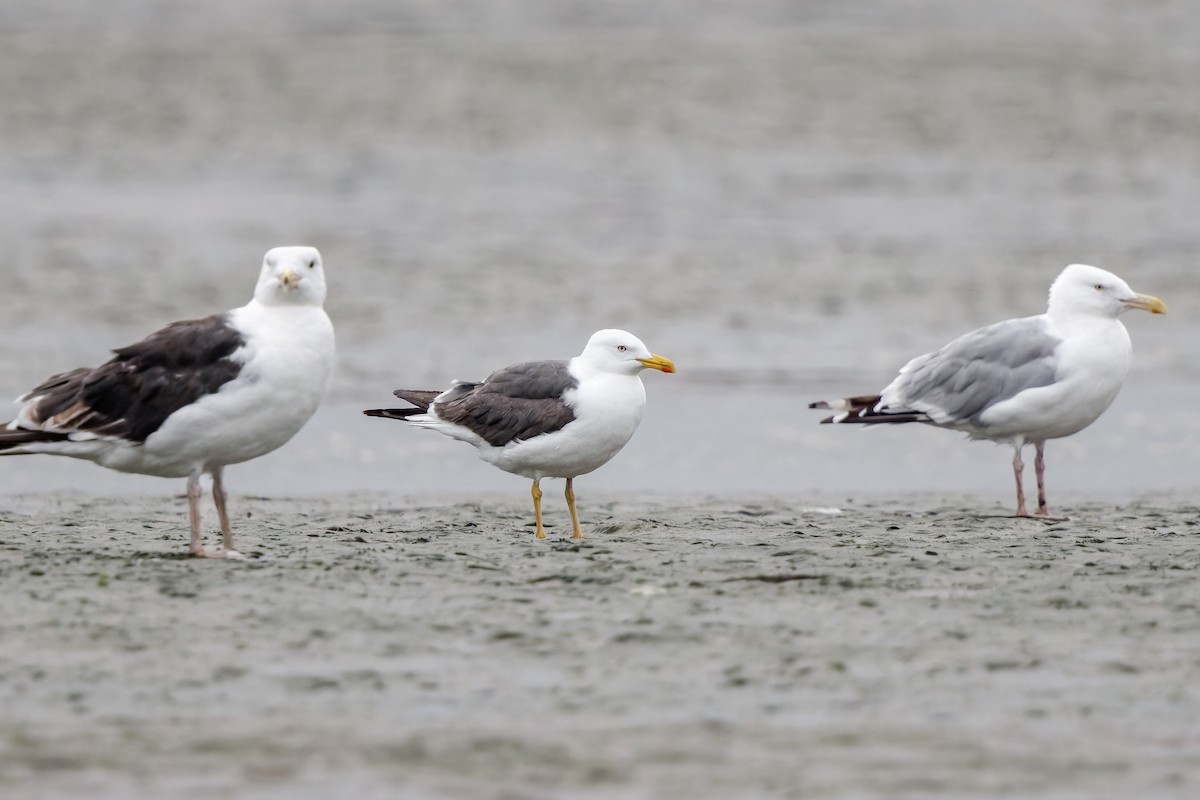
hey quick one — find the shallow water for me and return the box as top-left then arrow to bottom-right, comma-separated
2,1 -> 1198,507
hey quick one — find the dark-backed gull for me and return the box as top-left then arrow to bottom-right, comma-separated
365,329 -> 674,538
810,264 -> 1165,517
0,246 -> 336,557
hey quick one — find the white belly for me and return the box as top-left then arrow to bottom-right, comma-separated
98,305 -> 335,477
481,373 -> 647,480
977,319 -> 1131,443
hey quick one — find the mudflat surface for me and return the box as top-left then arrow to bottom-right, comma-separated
2,492 -> 1199,799
3,2 -> 1200,798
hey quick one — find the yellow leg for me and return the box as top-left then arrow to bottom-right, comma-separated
565,478 -> 583,539
531,479 -> 546,539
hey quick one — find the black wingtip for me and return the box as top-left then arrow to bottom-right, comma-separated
363,407 -> 423,421
0,427 -> 72,450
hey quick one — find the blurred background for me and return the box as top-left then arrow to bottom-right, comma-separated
0,0 -> 1196,502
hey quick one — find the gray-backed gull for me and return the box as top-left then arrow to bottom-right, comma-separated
811,264 -> 1165,518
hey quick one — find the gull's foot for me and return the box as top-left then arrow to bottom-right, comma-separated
188,547 -> 248,560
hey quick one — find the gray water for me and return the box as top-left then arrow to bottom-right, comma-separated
2,0 -> 1198,503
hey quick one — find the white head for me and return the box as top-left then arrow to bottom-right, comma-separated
1047,264 -> 1166,319
576,329 -> 676,376
253,246 -> 327,307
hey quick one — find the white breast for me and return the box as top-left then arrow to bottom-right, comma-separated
128,302 -> 336,476
484,371 -> 647,480
977,317 -> 1131,443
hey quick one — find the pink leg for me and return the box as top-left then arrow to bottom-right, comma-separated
186,473 -> 206,556
186,470 -> 245,559
211,467 -> 244,559
1012,446 -> 1029,517
1033,441 -> 1052,517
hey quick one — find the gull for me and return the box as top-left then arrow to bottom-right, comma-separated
0,246 -> 336,557
810,264 -> 1165,517
365,329 -> 674,538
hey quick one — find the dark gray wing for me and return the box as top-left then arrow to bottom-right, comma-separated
886,316 -> 1060,424
8,314 -> 244,443
434,359 -> 578,447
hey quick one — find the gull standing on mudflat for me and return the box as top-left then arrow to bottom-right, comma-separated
810,264 -> 1165,517
364,329 -> 675,539
0,246 -> 336,557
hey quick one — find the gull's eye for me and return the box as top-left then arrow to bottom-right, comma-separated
308,260 -> 316,269
616,345 -> 627,352
1094,284 -> 1104,291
